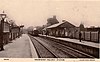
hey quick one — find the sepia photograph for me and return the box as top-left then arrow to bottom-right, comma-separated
0,0 -> 100,62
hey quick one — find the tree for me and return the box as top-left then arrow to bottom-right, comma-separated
9,20 -> 17,27
35,26 -> 43,34
27,26 -> 34,31
47,15 -> 59,27
79,23 -> 85,31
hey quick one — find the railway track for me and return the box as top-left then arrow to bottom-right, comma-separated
29,35 -> 58,58
39,37 -> 95,58
29,35 -> 94,58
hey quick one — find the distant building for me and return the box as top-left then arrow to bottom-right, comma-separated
45,20 -> 76,37
86,27 -> 100,32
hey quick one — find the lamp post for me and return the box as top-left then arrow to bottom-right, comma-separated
0,13 -> 6,51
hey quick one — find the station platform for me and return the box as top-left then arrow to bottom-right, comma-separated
40,34 -> 100,49
39,34 -> 99,58
0,34 -> 38,58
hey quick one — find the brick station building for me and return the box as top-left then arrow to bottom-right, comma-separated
0,12 -> 24,46
44,21 -> 76,37
0,12 -> 10,45
10,25 -> 24,40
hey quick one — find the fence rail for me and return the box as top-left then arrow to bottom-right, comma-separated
73,31 -> 99,43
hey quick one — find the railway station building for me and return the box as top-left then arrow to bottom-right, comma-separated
0,12 -> 10,45
10,24 -> 24,40
0,12 -> 24,46
45,20 -> 76,37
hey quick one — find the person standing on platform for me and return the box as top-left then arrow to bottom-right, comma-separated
79,32 -> 82,42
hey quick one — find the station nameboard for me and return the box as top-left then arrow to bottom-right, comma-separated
3,22 -> 10,33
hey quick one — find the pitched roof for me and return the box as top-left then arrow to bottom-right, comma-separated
46,21 -> 76,29
47,22 -> 64,29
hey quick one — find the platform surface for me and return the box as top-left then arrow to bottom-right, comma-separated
0,34 -> 38,58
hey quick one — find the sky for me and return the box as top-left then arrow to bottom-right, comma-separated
0,0 -> 100,28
